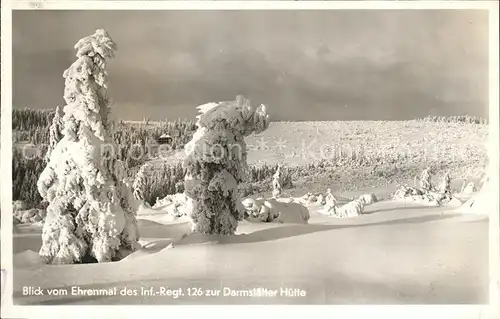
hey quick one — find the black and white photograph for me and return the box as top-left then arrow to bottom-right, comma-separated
1,2 -> 499,316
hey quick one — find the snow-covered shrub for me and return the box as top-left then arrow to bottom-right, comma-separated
256,201 -> 280,222
183,95 -> 270,235
44,106 -> 64,162
392,185 -> 425,200
358,193 -> 377,205
393,185 -> 446,206
241,198 -> 262,218
243,198 -> 309,224
36,30 -> 139,264
336,199 -> 365,218
271,164 -> 283,198
298,192 -> 319,205
265,199 -> 309,224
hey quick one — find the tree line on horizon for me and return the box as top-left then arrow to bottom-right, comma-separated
12,108 -> 296,209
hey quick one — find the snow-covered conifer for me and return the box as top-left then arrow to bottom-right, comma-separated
37,29 -> 139,264
184,95 -> 270,235
133,162 -> 151,201
324,188 -> 337,209
439,171 -> 452,195
272,164 -> 282,198
44,106 -> 64,162
419,168 -> 433,192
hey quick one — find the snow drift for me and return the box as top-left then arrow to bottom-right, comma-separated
457,177 -> 492,216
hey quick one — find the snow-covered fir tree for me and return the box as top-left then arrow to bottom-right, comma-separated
133,162 -> 151,201
44,106 -> 64,162
419,168 -> 433,192
323,188 -> 337,214
37,29 -> 139,264
439,171 -> 452,195
184,95 -> 270,235
272,164 -> 282,198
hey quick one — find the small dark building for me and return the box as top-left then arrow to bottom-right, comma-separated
157,134 -> 173,145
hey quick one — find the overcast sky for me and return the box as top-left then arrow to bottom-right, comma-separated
12,10 -> 489,121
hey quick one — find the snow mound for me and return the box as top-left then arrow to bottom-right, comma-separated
392,185 -> 425,200
271,201 -> 310,224
337,199 -> 365,217
242,198 -> 309,224
297,192 -> 323,206
457,189 -> 490,216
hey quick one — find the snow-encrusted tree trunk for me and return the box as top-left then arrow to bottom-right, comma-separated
272,164 -> 282,198
133,162 -> 151,201
37,29 -> 139,264
184,95 -> 270,235
44,106 -> 64,162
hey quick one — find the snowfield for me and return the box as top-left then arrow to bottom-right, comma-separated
146,120 -> 488,197
12,187 -> 489,305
